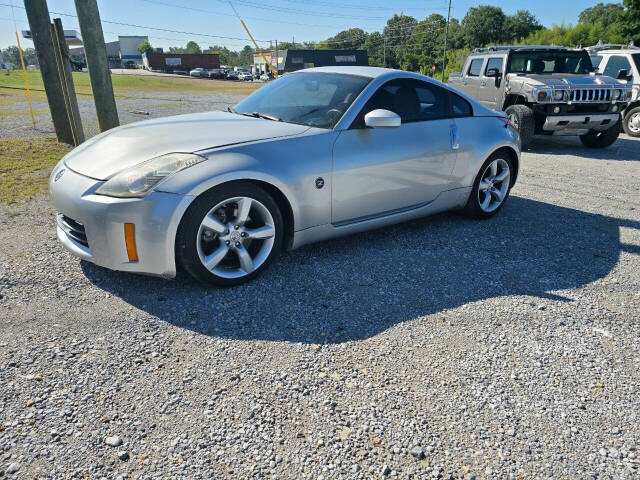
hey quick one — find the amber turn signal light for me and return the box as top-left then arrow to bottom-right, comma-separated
124,223 -> 139,262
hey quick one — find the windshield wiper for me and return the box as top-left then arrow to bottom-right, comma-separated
240,111 -> 282,122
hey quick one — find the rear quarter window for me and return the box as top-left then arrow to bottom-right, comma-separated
449,92 -> 472,117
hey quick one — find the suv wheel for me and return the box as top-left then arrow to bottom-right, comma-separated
622,106 -> 640,138
505,105 -> 534,149
580,116 -> 621,148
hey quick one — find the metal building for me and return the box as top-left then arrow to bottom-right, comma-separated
253,49 -> 368,74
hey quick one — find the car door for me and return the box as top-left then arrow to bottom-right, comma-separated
463,57 -> 485,100
331,78 -> 458,224
479,56 -> 505,109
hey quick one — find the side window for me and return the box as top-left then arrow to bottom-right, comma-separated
591,55 -> 603,69
603,55 -> 631,78
484,57 -> 503,75
355,79 -> 448,126
449,92 -> 472,117
467,59 -> 484,77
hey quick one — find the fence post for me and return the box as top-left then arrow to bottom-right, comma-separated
23,0 -> 74,144
51,18 -> 85,145
74,0 -> 119,131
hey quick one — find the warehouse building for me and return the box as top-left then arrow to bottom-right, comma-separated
69,35 -> 148,68
253,49 -> 368,75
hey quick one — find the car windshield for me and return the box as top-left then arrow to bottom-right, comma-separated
508,51 -> 594,74
633,54 -> 640,73
233,72 -> 371,129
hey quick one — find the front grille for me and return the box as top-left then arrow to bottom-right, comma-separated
569,89 -> 612,102
57,214 -> 89,248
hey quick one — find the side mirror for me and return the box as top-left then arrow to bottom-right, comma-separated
617,69 -> 632,81
364,109 -> 401,128
486,68 -> 500,78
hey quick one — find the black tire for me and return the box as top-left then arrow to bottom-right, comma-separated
505,104 -> 535,149
622,106 -> 640,137
176,182 -> 284,287
580,116 -> 621,148
462,152 -> 514,219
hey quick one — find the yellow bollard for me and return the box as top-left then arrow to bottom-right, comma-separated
15,30 -> 36,126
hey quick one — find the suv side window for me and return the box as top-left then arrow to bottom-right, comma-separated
484,57 -> 503,75
354,78 -> 449,126
467,58 -> 484,77
603,55 -> 631,78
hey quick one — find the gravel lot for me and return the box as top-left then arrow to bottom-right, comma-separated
1,100 -> 639,478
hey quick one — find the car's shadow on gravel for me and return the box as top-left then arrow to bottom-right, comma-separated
81,196 -> 639,344
525,135 -> 639,160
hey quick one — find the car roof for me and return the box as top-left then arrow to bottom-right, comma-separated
291,66 -> 399,78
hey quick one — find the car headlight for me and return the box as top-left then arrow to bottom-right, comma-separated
552,89 -> 565,101
612,89 -> 621,100
95,153 -> 205,198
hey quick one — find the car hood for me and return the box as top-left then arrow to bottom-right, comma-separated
508,73 -> 622,88
63,111 -> 311,180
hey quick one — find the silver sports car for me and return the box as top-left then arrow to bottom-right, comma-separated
50,66 -> 520,286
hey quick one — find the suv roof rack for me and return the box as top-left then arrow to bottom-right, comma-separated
585,40 -> 639,52
472,45 -> 570,53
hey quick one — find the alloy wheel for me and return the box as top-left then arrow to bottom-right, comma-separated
477,158 -> 510,213
196,196 -> 276,279
628,112 -> 640,134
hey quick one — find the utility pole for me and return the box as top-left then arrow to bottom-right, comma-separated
275,40 -> 278,76
23,0 -> 74,144
74,0 -> 119,131
441,0 -> 452,82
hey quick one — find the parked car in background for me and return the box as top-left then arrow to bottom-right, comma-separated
238,71 -> 254,81
259,73 -> 273,82
226,71 -> 239,80
189,68 -> 205,77
173,69 -> 189,76
449,46 -> 632,148
204,69 -> 226,79
588,42 -> 640,137
69,58 -> 86,72
49,66 -> 520,286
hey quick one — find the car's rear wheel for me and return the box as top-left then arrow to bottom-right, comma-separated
505,105 -> 534,149
176,182 -> 283,286
463,153 -> 513,219
622,106 -> 640,137
580,116 -> 621,148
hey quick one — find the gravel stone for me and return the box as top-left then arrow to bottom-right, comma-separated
1,94 -> 639,479
6,463 -> 20,474
105,436 -> 123,447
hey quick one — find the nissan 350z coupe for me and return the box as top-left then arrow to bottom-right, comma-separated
50,66 -> 521,286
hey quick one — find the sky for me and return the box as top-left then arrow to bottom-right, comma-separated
0,0 -> 618,52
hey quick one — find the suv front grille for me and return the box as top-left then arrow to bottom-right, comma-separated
57,214 -> 89,248
569,89 -> 612,102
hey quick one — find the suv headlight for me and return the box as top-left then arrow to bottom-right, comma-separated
612,89 -> 622,100
95,153 -> 205,198
532,87 -> 552,102
552,89 -> 566,101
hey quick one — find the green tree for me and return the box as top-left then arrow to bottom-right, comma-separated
462,5 -> 507,47
383,14 -> 418,68
321,28 -> 367,50
578,3 -> 624,28
401,14 -> 447,73
621,0 -> 640,43
364,31 -> 384,67
137,40 -> 153,55
1,45 -> 20,65
505,10 -> 543,42
185,41 -> 201,54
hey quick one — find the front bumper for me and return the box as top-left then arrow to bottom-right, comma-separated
49,164 -> 194,278
542,113 -> 619,136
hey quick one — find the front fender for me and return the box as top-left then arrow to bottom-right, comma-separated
156,132 -> 337,231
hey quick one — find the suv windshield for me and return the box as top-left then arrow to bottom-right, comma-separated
233,72 -> 370,129
633,54 -> 640,73
507,50 -> 594,74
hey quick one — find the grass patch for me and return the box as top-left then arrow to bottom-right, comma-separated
0,138 -> 71,204
0,71 -> 260,98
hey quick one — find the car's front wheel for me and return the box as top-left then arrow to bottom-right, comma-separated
622,106 -> 640,137
463,153 -> 513,219
176,182 -> 283,286
580,116 -> 621,148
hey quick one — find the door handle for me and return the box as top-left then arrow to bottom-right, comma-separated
450,124 -> 460,150
462,80 -> 467,86
480,80 -> 486,87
